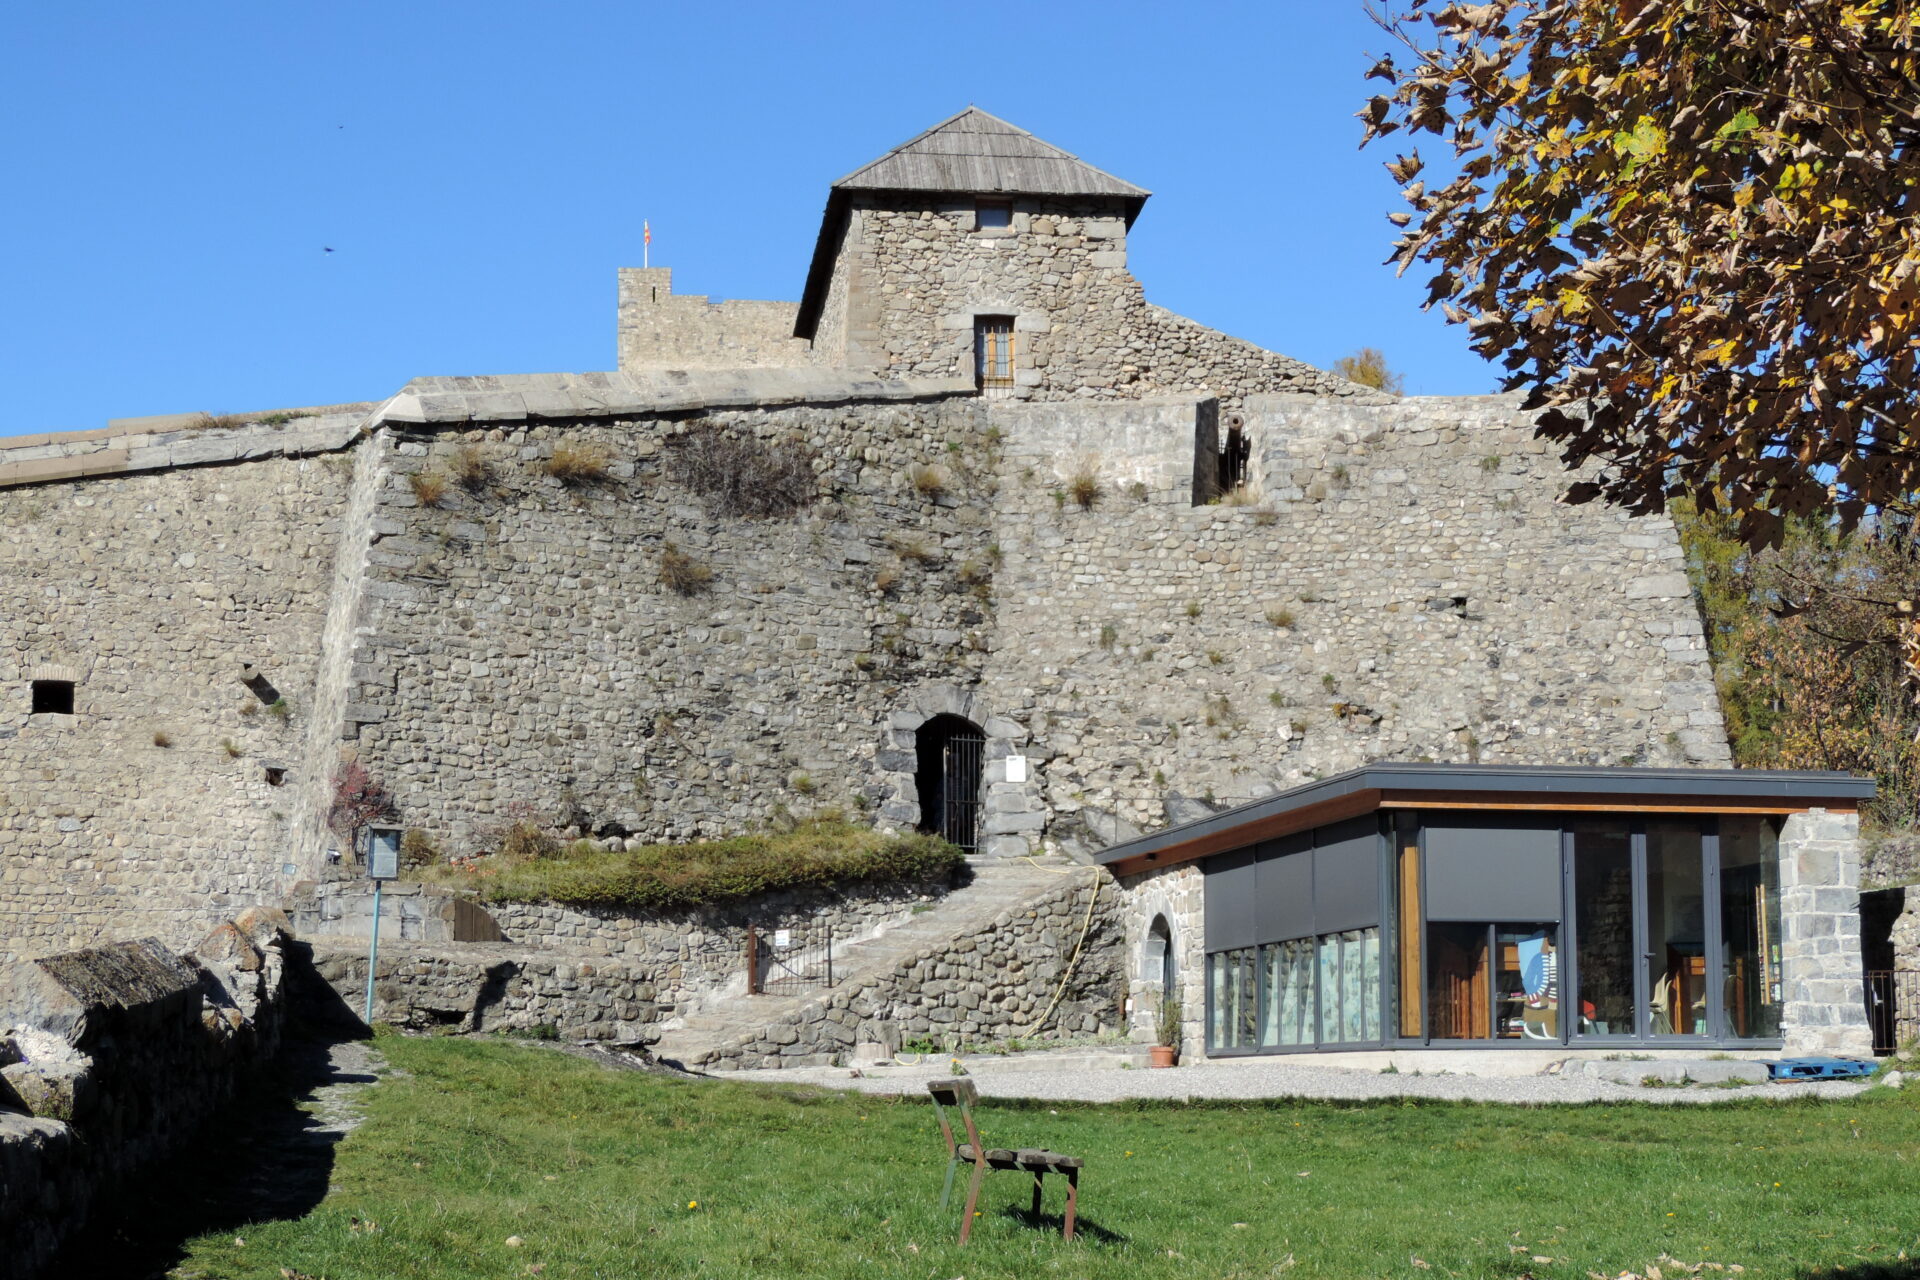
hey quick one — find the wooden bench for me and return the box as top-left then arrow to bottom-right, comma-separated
927,1078 -> 1082,1244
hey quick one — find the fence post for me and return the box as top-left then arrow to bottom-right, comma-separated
747,923 -> 760,996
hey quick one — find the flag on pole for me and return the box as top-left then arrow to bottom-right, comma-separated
644,220 -> 652,269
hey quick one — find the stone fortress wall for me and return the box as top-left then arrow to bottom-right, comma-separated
0,450 -> 351,961
617,268 -> 817,370
0,367 -> 1729,960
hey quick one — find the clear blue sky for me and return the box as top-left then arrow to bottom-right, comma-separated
0,2 -> 1495,439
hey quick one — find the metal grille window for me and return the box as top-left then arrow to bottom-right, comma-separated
975,317 -> 1015,391
915,714 -> 984,852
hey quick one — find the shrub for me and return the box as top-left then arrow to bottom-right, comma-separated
663,423 -> 816,518
659,542 -> 714,596
1222,483 -> 1260,507
438,816 -> 965,911
327,761 -> 395,849
267,697 -> 292,721
909,463 -> 948,499
475,801 -> 559,862
1099,623 -> 1118,651
220,738 -> 242,758
450,443 -> 492,493
1184,600 -> 1202,619
401,828 -> 441,868
1266,605 -> 1295,629
409,470 -> 450,507
542,442 -> 613,487
152,730 -> 173,748
188,412 -> 251,432
873,566 -> 900,595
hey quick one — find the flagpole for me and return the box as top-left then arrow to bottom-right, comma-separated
644,219 -> 651,269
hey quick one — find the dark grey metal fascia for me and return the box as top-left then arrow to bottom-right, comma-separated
1092,761 -> 1877,867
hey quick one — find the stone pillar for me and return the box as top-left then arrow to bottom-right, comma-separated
1778,808 -> 1875,1057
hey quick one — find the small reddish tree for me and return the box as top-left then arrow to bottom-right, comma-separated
327,760 -> 395,855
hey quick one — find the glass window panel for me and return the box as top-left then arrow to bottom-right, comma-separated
1235,949 -> 1258,1048
1572,822 -> 1634,1036
1427,922 -> 1490,1039
1495,925 -> 1560,1040
1719,817 -> 1783,1039
1317,934 -> 1340,1042
1209,952 -> 1228,1049
1260,939 -> 1316,1048
1648,822 -> 1708,1037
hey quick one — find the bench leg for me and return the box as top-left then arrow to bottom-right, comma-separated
941,1157 -> 960,1211
1062,1167 -> 1078,1242
958,1160 -> 988,1246
1030,1170 -> 1044,1218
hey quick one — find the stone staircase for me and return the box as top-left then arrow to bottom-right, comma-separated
650,862 -> 1090,1071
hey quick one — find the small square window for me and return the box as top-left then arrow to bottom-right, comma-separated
975,198 -> 1012,231
31,680 -> 75,715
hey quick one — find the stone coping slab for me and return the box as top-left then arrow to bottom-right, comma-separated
0,369 -> 977,491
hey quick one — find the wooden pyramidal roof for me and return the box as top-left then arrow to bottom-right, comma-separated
831,107 -> 1149,199
796,108 -> 1149,339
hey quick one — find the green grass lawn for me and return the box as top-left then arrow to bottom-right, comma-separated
171,1035 -> 1920,1280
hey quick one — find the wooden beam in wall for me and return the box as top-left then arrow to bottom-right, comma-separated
1376,790 -> 1856,816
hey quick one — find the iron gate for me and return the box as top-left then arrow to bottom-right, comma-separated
939,727 -> 983,852
747,923 -> 837,995
1866,970 -> 1919,1055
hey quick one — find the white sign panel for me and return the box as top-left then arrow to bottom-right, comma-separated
368,828 -> 402,881
1005,754 -> 1028,784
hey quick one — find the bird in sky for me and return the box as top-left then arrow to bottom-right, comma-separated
323,247 -> 335,254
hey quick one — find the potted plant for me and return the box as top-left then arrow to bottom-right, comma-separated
1150,996 -> 1182,1068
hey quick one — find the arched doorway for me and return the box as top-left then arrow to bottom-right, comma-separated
1147,914 -> 1176,996
916,714 -> 984,852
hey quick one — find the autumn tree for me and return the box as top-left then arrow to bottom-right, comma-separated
1362,1 -> 1920,550
1675,502 -> 1920,824
327,760 -> 396,856
1332,346 -> 1407,393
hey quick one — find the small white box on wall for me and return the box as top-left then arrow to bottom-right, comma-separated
1005,755 -> 1028,784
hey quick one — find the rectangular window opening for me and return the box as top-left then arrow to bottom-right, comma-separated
974,316 -> 1015,392
31,679 -> 74,716
975,197 -> 1012,230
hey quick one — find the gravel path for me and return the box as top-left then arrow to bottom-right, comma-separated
731,1057 -> 1875,1106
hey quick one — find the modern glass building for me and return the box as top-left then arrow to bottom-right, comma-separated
1098,764 -> 1877,1057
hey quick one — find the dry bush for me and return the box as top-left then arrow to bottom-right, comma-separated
908,463 -> 948,498
409,470 -> 450,507
1222,483 -> 1261,507
659,541 -> 714,596
188,412 -> 251,432
664,423 -> 816,518
152,730 -> 173,748
888,533 -> 938,564
874,565 -> 901,595
956,556 -> 992,588
542,442 -> 613,487
1266,604 -> 1296,629
450,443 -> 492,493
474,801 -> 558,862
1067,469 -> 1102,509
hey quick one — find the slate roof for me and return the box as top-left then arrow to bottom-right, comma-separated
831,107 -> 1149,199
795,109 -> 1150,339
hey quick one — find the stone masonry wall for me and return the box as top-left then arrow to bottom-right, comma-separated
0,912 -> 290,1280
973,392 -> 1730,856
0,456 -> 350,961
307,938 -> 663,1042
618,268 -> 815,371
1778,808 -> 1875,1056
701,870 -> 1124,1069
295,874 -> 955,1015
818,192 -> 1371,405
336,395 -> 996,858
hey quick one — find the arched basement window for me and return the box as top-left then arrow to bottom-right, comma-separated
916,714 -> 985,853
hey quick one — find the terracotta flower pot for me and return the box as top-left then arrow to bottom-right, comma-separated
1149,1044 -> 1179,1069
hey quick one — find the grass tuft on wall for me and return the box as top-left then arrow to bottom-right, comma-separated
439,817 -> 963,911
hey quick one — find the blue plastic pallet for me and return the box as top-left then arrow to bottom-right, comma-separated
1764,1057 -> 1876,1081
